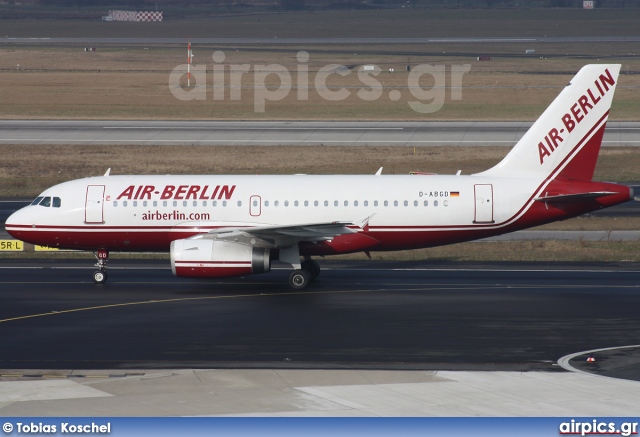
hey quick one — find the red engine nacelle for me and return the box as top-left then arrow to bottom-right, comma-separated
171,239 -> 271,279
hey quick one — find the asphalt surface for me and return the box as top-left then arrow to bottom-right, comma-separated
0,259 -> 639,375
3,36 -> 640,45
1,120 -> 639,146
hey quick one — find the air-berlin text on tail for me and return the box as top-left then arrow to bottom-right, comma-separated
116,184 -> 236,200
538,68 -> 615,165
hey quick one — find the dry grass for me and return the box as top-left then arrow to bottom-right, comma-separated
1,144 -> 638,197
4,240 -> 640,262
333,240 -> 640,262
1,45 -> 639,120
0,144 -> 508,196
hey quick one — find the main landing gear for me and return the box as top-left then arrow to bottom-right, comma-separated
93,249 -> 109,284
287,257 -> 321,290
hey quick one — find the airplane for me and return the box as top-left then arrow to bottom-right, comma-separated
5,64 -> 633,290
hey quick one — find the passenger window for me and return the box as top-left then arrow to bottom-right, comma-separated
193,201 -> 198,207
424,200 -> 428,206
274,200 -> 279,207
133,201 -> 138,207
285,200 -> 289,207
113,201 -> 118,207
212,200 -> 217,207
314,200 -> 318,207
222,201 -> 227,207
374,200 -> 379,207
434,200 -> 439,207
404,200 -> 408,207
253,200 -> 258,207
414,200 -> 418,207
394,200 -> 398,207
123,201 -> 128,207
53,197 -> 61,208
294,200 -> 299,207
143,201 -> 148,207
153,201 -> 158,207
163,201 -> 167,207
364,200 -> 369,207
354,200 -> 359,207
344,200 -> 348,207
334,200 -> 338,207
324,200 -> 328,207
173,201 -> 178,207
265,200 -> 270,207
183,201 -> 187,207
31,197 -> 43,206
40,197 -> 51,207
304,200 -> 309,207
237,201 -> 242,207
384,200 -> 388,207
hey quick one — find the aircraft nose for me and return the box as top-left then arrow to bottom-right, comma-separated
4,205 -> 32,240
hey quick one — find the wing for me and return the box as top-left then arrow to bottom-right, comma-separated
189,221 -> 357,248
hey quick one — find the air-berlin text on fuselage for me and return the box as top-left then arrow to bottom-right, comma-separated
538,68 -> 615,165
116,185 -> 236,200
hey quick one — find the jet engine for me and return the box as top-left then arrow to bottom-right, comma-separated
171,239 -> 271,279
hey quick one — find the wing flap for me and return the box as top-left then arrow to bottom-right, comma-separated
191,221 -> 357,248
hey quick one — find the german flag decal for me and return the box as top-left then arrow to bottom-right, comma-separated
450,191 -> 460,197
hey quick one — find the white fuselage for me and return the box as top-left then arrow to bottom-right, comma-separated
6,172 -> 615,255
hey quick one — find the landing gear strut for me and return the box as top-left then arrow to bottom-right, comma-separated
302,257 -> 320,280
93,249 -> 109,284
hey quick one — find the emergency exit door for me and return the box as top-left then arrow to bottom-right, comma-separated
250,195 -> 262,217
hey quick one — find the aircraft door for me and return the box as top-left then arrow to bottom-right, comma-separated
85,185 -> 105,224
473,184 -> 494,224
250,195 -> 261,217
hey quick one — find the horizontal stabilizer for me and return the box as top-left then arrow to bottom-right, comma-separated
534,191 -> 617,203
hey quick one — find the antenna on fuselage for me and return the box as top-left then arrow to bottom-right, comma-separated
375,167 -> 383,176
104,168 -> 111,176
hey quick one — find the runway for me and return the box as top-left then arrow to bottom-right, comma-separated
1,259 -> 639,373
4,36 -> 640,45
1,120 -> 639,146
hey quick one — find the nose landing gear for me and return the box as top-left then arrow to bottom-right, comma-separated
93,249 -> 109,284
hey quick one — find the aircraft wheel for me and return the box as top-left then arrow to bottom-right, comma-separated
301,259 -> 321,279
93,270 -> 108,284
288,269 -> 310,290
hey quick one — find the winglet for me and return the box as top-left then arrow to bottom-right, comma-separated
354,213 -> 376,231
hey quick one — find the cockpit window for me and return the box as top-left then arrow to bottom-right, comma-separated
32,196 -> 61,207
